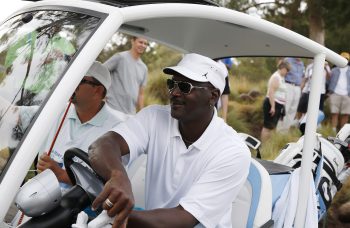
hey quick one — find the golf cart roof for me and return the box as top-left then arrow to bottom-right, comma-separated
86,0 -> 219,7
19,0 -> 347,66
27,0 -> 219,7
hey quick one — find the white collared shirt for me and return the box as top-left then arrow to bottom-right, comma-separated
113,105 -> 251,228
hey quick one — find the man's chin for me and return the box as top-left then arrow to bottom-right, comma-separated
170,109 -> 183,120
138,49 -> 146,54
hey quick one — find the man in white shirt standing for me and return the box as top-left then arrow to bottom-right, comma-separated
88,53 -> 251,228
328,52 -> 350,133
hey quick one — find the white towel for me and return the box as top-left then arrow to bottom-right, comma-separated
71,210 -> 114,228
71,211 -> 88,228
88,210 -> 113,228
272,168 -> 318,228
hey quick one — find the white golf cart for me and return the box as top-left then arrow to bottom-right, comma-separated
0,0 -> 347,227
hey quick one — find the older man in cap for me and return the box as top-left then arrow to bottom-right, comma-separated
37,61 -> 126,189
89,53 -> 251,228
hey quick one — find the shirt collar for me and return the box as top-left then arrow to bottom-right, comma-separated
170,107 -> 221,151
68,103 -> 107,127
191,108 -> 220,151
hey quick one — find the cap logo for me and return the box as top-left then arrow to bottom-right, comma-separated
202,72 -> 208,78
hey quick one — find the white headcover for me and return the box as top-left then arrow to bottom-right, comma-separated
163,53 -> 227,94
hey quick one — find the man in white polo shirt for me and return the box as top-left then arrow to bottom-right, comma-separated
88,53 -> 251,228
36,61 -> 126,188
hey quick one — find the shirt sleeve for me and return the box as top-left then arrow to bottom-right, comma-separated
305,65 -> 312,79
104,53 -> 121,72
180,145 -> 251,228
111,106 -> 152,165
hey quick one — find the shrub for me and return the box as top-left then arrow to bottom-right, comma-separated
234,58 -> 273,81
145,71 -> 169,106
227,105 -> 250,134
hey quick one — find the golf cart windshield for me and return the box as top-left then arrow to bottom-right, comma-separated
0,10 -> 101,175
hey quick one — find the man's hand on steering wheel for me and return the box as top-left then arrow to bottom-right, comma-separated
92,169 -> 134,228
37,153 -> 72,184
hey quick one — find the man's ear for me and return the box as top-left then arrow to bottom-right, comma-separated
96,86 -> 106,99
210,88 -> 220,106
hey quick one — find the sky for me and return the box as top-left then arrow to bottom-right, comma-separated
0,0 -> 30,22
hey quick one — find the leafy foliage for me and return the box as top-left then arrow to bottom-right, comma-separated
326,23 -> 350,54
144,73 -> 169,105
234,58 -> 273,82
223,0 -> 350,51
323,0 -> 350,30
97,33 -> 130,63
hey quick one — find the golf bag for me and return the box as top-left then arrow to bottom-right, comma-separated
274,124 -> 350,219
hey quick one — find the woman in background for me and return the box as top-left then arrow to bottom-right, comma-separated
261,61 -> 290,142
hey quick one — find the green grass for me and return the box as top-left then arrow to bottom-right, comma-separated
318,122 -> 337,137
260,128 -> 301,160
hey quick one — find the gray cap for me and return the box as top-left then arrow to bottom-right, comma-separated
86,61 -> 111,90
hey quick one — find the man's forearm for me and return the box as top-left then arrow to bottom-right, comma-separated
128,206 -> 198,228
88,131 -> 125,180
89,131 -> 134,226
137,87 -> 145,111
137,98 -> 144,111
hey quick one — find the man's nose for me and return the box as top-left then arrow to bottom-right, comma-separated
169,85 -> 182,96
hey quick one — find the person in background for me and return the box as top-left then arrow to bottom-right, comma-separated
261,61 -> 290,142
277,57 -> 304,132
296,61 -> 331,120
36,61 -> 126,190
217,57 -> 232,122
88,53 -> 251,227
328,52 -> 350,133
104,36 -> 148,114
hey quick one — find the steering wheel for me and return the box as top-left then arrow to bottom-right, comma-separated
20,148 -> 105,228
64,147 -> 105,198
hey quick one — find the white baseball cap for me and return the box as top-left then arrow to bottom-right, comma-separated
86,61 -> 111,90
163,53 -> 227,94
